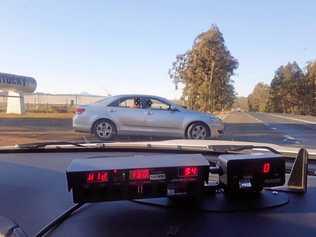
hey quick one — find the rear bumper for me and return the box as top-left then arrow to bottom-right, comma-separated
73,115 -> 91,133
73,127 -> 90,133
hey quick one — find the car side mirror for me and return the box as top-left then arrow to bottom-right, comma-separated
169,105 -> 178,111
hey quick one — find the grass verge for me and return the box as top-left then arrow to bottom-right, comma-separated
0,112 -> 74,119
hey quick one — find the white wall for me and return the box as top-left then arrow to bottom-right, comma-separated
24,93 -> 106,105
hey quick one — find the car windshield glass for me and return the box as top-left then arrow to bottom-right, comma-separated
0,1 -> 314,150
148,99 -> 170,110
1,2 -> 316,237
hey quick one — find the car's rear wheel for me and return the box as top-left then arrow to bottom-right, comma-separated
187,122 -> 210,140
93,119 -> 117,141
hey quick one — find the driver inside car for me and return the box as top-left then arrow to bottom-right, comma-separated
132,97 -> 141,108
143,99 -> 152,109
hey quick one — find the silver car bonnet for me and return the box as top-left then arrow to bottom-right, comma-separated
179,109 -> 219,119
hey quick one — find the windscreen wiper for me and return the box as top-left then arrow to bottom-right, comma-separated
16,141 -> 86,149
15,141 -> 281,155
207,145 -> 281,154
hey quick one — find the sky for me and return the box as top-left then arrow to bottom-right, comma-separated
0,0 -> 315,99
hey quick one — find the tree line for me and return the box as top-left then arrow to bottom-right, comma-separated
248,61 -> 316,115
169,25 -> 315,116
169,25 -> 238,112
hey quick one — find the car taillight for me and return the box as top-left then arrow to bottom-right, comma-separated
129,169 -> 150,181
180,167 -> 199,177
75,107 -> 85,114
86,171 -> 108,184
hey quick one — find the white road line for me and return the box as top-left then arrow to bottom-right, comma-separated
283,135 -> 296,140
246,113 -> 270,127
268,113 -> 316,125
248,113 -> 302,143
282,134 -> 303,145
244,113 -> 261,122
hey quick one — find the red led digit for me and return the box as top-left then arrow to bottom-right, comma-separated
263,163 -> 271,174
129,169 -> 150,180
97,172 -> 108,182
86,172 -> 108,184
87,173 -> 95,183
183,167 -> 198,177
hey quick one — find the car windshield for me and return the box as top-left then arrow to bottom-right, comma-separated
2,2 -> 316,237
0,1 -> 315,149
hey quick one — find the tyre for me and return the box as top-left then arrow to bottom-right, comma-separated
187,122 -> 210,140
93,119 -> 117,141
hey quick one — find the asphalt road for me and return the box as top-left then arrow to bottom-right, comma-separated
1,112 -> 316,148
221,112 -> 316,149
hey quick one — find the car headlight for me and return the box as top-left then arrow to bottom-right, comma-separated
210,116 -> 220,121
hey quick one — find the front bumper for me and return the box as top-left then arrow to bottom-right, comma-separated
209,120 -> 225,138
217,129 -> 224,134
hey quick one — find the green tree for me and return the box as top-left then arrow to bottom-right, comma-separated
268,62 -> 305,114
248,83 -> 270,112
305,61 -> 316,115
268,66 -> 284,112
169,25 -> 238,112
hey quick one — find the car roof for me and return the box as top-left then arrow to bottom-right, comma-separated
97,94 -> 179,107
111,94 -> 166,99
109,94 -> 174,103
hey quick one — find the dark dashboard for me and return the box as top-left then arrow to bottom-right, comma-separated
0,151 -> 315,237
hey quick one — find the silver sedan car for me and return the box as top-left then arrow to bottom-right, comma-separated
73,94 -> 224,140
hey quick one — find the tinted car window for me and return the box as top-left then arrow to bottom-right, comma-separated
118,98 -> 135,108
111,97 -> 144,109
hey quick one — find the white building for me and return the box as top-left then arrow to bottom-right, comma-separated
0,92 -> 106,113
24,93 -> 105,106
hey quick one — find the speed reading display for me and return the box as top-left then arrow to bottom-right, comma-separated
66,154 -> 210,203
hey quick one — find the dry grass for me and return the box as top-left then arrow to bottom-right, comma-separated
0,112 -> 74,119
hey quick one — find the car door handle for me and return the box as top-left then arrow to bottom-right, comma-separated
146,110 -> 152,115
108,108 -> 116,112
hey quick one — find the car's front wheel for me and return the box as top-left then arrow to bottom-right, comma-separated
186,122 -> 210,140
93,119 -> 117,141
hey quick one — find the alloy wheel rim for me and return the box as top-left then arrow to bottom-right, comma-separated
96,122 -> 113,138
191,125 -> 207,139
